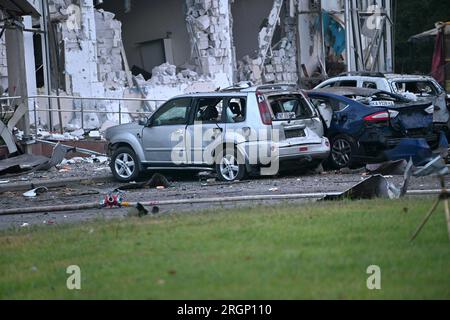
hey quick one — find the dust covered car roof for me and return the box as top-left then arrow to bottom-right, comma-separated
310,86 -> 384,97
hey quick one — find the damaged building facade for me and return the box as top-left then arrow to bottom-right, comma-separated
0,0 -> 394,137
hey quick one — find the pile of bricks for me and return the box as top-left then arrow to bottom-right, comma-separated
237,9 -> 298,84
185,0 -> 233,76
264,37 -> 298,83
144,63 -> 200,86
95,9 -> 129,88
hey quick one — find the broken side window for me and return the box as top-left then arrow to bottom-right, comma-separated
393,81 -> 438,96
338,80 -> 357,87
225,98 -> 247,123
363,81 -> 377,89
194,98 -> 224,123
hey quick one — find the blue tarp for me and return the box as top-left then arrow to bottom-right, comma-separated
384,138 -> 433,166
321,11 -> 346,56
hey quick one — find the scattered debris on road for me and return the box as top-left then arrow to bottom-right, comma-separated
118,173 -> 171,190
101,190 -> 127,208
366,159 -> 409,176
23,186 -> 48,198
127,202 -> 149,217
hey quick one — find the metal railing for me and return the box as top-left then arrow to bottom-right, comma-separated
1,95 -> 167,134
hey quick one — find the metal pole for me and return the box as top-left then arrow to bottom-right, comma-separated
81,101 -> 84,130
344,0 -> 352,72
33,98 -> 37,133
119,100 -> 122,125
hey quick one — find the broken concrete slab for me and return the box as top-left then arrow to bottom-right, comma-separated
0,154 -> 49,176
323,175 -> 389,200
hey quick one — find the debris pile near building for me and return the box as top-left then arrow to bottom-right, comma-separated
236,0 -> 298,84
95,9 -> 128,89
185,0 -> 234,80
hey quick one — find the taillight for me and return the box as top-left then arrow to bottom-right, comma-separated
363,110 -> 399,122
256,91 -> 272,125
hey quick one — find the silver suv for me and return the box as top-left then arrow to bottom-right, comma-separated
105,84 -> 330,182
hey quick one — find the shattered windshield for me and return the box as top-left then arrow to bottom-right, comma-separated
268,94 -> 315,120
392,81 -> 438,97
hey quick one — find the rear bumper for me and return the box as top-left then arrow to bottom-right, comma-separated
239,138 -> 330,164
278,142 -> 330,161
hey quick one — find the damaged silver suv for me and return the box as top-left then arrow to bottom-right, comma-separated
105,84 -> 330,182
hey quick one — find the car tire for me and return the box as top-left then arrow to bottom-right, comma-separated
329,135 -> 359,169
110,146 -> 141,182
215,146 -> 246,182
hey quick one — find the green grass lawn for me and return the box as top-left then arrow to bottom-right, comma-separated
0,198 -> 449,299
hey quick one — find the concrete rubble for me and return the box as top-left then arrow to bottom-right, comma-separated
27,0 -> 235,136
185,0 -> 234,81
237,0 -> 298,84
1,0 -> 317,140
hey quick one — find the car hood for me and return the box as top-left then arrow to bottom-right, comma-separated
105,122 -> 144,141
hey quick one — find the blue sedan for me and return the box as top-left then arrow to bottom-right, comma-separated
307,87 -> 437,168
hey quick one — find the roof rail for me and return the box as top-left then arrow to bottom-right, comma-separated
338,71 -> 386,78
219,81 -> 254,92
220,82 -> 298,92
255,83 -> 298,91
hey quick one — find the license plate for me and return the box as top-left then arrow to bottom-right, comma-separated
369,100 -> 395,107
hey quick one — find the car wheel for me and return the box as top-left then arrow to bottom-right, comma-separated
215,146 -> 246,182
330,135 -> 358,169
110,147 -> 141,182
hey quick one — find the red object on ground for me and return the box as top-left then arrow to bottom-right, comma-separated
431,28 -> 445,84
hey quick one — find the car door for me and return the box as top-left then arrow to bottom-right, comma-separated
431,80 -> 449,124
142,97 -> 192,165
185,97 -> 225,165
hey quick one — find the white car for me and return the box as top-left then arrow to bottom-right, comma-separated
315,72 -> 449,132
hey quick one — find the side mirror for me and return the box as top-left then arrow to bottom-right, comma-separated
138,118 -> 147,126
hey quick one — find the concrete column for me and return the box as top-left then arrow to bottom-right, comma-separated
24,16 -> 37,123
5,21 -> 33,153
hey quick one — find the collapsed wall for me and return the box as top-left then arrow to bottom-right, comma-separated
185,0 -> 234,83
34,0 -> 234,134
5,0 -> 305,137
95,9 -> 128,89
236,0 -> 298,84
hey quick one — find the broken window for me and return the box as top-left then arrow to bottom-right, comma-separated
338,80 -> 357,87
392,81 -> 438,97
194,98 -> 224,123
310,97 -> 348,112
225,98 -> 246,123
268,94 -> 314,120
363,81 -> 377,89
